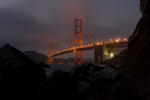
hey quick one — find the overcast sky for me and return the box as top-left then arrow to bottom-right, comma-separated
0,0 -> 141,55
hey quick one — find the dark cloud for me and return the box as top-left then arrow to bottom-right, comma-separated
0,0 -> 141,56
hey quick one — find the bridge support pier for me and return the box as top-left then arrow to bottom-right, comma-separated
94,45 -> 104,64
49,57 -> 54,64
48,40 -> 54,64
94,45 -> 116,64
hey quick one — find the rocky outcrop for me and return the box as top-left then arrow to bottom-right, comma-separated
73,64 -> 122,100
39,63 -> 122,100
0,44 -> 46,97
140,0 -> 150,17
38,70 -> 74,100
116,0 -> 150,99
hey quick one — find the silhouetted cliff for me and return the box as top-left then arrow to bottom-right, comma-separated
0,44 -> 46,98
116,0 -> 150,100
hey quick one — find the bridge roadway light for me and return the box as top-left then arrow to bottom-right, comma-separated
110,39 -> 113,43
115,38 -> 120,43
108,41 -> 110,44
96,42 -> 100,45
91,44 -> 94,46
105,41 -> 108,44
123,38 -> 127,42
104,41 -> 107,44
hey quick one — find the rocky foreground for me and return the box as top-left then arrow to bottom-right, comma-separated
0,0 -> 150,99
0,44 -> 46,98
0,44 -> 122,100
117,0 -> 150,100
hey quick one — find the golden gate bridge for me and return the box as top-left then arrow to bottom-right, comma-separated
48,17 -> 128,65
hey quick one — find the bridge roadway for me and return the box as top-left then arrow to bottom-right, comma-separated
50,41 -> 128,57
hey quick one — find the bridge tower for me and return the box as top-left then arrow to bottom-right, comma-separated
74,17 -> 83,65
48,40 -> 54,64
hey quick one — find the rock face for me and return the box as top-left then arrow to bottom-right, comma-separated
38,63 -> 122,100
140,0 -> 150,16
118,0 -> 150,99
0,44 -> 46,97
39,70 -> 74,100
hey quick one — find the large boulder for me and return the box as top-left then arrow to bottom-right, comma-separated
38,70 -> 74,100
72,64 -> 122,100
140,0 -> 150,16
38,63 -> 122,100
0,44 -> 46,97
116,0 -> 150,99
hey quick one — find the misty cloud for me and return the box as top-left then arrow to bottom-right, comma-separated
0,0 -> 141,55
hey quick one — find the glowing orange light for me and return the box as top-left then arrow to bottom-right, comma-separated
96,42 -> 100,45
123,38 -> 127,41
115,38 -> 120,43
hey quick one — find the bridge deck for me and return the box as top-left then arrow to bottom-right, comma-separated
50,41 -> 128,57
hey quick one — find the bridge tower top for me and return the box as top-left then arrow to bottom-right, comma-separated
74,17 -> 83,65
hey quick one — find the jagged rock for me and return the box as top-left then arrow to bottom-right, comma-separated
76,81 -> 90,94
38,70 -> 74,100
71,64 -> 122,100
72,64 -> 92,82
38,63 -> 122,100
93,67 -> 121,80
0,44 -> 46,97
116,0 -> 150,100
140,0 -> 150,16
